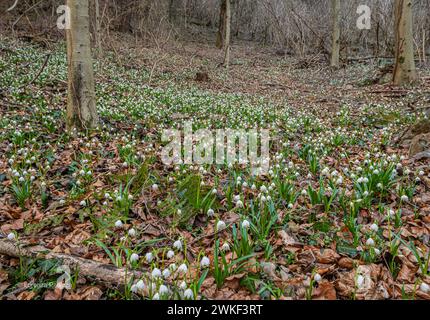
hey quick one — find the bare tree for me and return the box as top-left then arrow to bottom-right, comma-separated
330,0 -> 340,68
393,0 -> 417,85
66,0 -> 98,130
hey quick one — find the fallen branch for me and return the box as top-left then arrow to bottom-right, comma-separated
18,53 -> 51,89
0,239 -> 143,286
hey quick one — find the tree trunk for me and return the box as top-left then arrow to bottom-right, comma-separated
94,0 -> 102,56
216,0 -> 227,49
393,0 -> 417,85
66,0 -> 98,131
330,0 -> 340,68
223,0 -> 231,68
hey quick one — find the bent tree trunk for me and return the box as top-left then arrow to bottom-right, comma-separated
393,0 -> 417,85
66,0 -> 98,131
330,0 -> 340,68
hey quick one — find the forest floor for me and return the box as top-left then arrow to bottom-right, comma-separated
1,32 -> 430,300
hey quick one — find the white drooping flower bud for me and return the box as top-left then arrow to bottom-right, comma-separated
200,256 -> 210,268
216,220 -> 226,231
115,220 -> 123,228
314,273 -> 322,283
173,240 -> 183,251
128,228 -> 136,237
166,250 -> 175,259
130,253 -> 139,263
184,288 -> 194,300
242,219 -> 250,229
145,252 -> 154,263
420,282 -> 430,293
151,268 -> 162,278
178,263 -> 188,274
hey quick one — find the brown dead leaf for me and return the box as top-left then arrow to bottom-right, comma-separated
338,257 -> 355,269
224,273 -> 245,290
17,291 -> 37,300
312,281 -> 337,300
44,286 -> 64,300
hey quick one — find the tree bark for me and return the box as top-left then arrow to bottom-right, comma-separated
0,239 -> 142,286
216,0 -> 227,49
393,0 -> 417,85
223,0 -> 231,68
94,0 -> 102,56
66,0 -> 98,131
330,0 -> 341,68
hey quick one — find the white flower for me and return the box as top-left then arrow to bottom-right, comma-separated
207,208 -> 214,217
418,170 -> 425,177
169,263 -> 177,271
420,282 -> 430,293
366,238 -> 375,247
221,243 -> 230,252
242,219 -> 250,229
179,281 -> 187,290
356,275 -> 364,288
235,200 -> 244,208
314,274 -> 322,283
401,195 -> 409,202
151,268 -> 162,278
59,199 -> 65,205
80,200 -> 86,207
136,280 -> 145,291
159,284 -> 169,295
162,268 -> 171,278
184,288 -> 194,300
145,252 -> 154,263
301,189 -> 307,196
166,250 -> 175,259
152,184 -> 159,192
374,248 -> 380,255
177,209 -> 182,215
370,223 -> 378,232
216,220 -> 226,231
131,284 -> 138,293
178,263 -> 188,274
128,228 -> 136,237
212,188 -> 218,195
377,183 -> 383,189
152,293 -> 160,300
200,256 -> 210,268
130,253 -> 139,263
173,240 -> 183,251
115,220 -> 123,228
7,232 -> 16,241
